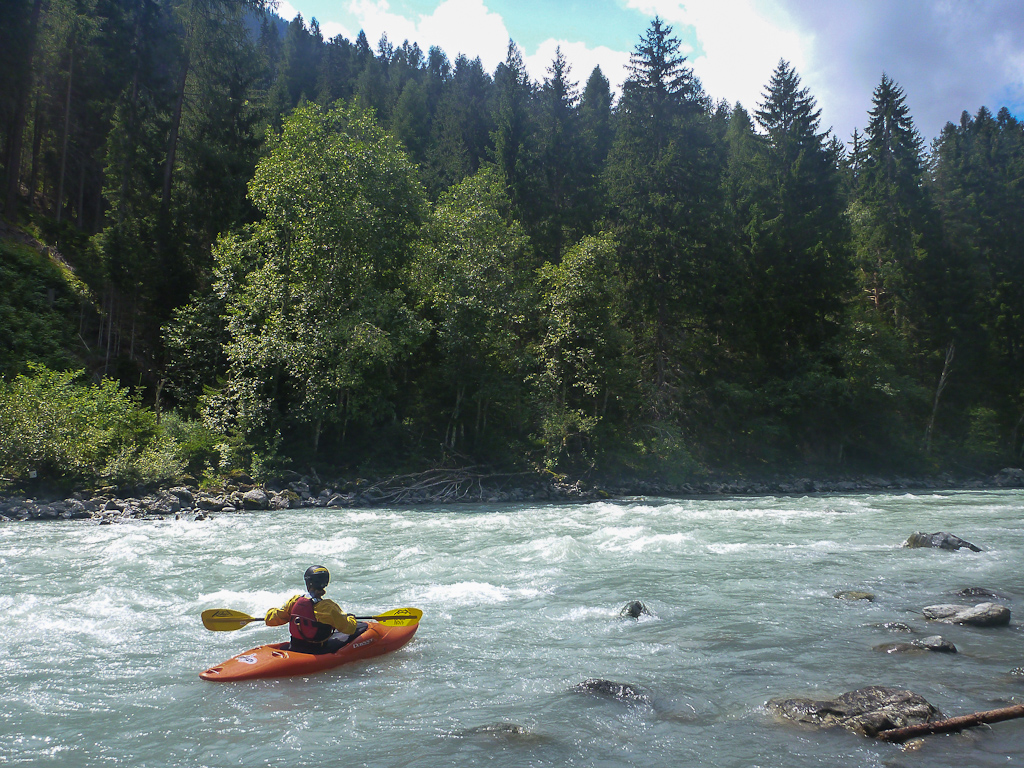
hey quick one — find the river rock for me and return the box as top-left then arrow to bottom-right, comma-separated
922,602 -> 1011,627
147,494 -> 180,515
874,635 -> 957,654
167,487 -> 194,506
458,722 -> 530,737
994,467 -> 1024,487
619,600 -> 653,619
874,622 -> 914,633
241,488 -> 269,510
571,679 -> 651,704
903,531 -> 982,551
835,590 -> 875,601
195,495 -> 224,511
766,686 -> 942,737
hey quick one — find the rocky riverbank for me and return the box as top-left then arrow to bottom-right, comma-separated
2,467 -> 1022,523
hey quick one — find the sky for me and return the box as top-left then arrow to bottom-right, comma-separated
274,0 -> 1024,144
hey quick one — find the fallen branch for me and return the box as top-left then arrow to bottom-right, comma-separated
877,703 -> 1024,743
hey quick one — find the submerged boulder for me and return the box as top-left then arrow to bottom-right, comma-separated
571,679 -> 650,704
458,723 -> 530,737
922,602 -> 1011,627
903,532 -> 982,552
835,590 -> 875,602
874,622 -> 914,633
619,600 -> 653,619
767,686 -> 942,737
874,635 -> 957,654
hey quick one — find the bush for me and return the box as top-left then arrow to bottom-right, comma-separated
0,364 -> 183,490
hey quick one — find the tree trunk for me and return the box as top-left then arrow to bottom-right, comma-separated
155,378 -> 166,425
162,54 -> 190,217
877,703 -> 1024,743
29,94 -> 42,207
57,45 -> 75,224
924,341 -> 954,455
3,0 -> 44,218
76,157 -> 86,228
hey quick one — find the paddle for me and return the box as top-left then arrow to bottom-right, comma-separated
201,606 -> 423,631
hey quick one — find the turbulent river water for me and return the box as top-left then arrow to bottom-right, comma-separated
2,490 -> 1023,767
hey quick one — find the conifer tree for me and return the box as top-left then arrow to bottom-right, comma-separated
852,73 -> 933,327
747,60 -> 851,369
604,17 -> 722,419
534,47 -> 584,260
424,55 -> 492,195
491,41 -> 536,221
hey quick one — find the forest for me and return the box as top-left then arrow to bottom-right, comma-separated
1,0 -> 1023,491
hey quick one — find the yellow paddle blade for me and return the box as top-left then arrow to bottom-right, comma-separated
201,608 -> 262,631
371,607 -> 422,626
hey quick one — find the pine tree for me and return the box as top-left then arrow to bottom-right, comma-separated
852,73 -> 933,326
746,60 -> 851,369
491,41 -> 536,220
534,46 -> 584,260
604,17 -> 722,418
424,54 -> 492,195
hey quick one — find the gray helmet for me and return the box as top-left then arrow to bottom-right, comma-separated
304,565 -> 330,592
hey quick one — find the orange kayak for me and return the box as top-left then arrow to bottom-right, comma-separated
200,621 -> 418,682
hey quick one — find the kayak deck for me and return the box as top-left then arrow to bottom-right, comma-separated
200,621 -> 418,682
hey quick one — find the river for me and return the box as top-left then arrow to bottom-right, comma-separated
2,490 -> 1022,767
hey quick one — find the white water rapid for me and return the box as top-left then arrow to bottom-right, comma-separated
2,490 -> 1022,766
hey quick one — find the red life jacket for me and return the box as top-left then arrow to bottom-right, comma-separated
289,595 -> 333,643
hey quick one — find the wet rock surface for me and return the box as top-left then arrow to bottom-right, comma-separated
571,679 -> 651,704
767,686 -> 942,737
874,635 -> 958,654
2,467 -> 1021,521
903,532 -> 982,552
457,723 -> 530,737
835,590 -> 875,601
922,602 -> 1011,627
875,622 -> 915,633
619,600 -> 653,619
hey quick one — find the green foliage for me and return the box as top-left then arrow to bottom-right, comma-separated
162,290 -> 229,413
0,240 -> 83,376
963,406 -> 1002,466
0,364 -> 183,490
534,233 -> 629,469
216,101 -> 427,459
7,8 -> 1024,482
412,167 -> 535,458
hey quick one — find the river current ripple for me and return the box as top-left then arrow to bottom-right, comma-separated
2,490 -> 1023,767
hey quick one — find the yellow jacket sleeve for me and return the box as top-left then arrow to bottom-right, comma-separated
265,595 -> 299,626
313,599 -> 359,634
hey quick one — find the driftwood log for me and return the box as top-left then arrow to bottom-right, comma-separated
357,467 -> 537,505
877,703 -> 1024,743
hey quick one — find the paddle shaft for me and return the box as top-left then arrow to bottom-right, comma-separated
245,615 -> 399,624
201,606 -> 422,631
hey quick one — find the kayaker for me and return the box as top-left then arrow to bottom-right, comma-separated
265,565 -> 364,654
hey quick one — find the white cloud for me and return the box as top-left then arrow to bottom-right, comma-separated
524,39 -> 632,94
275,1 -> 299,22
624,0 -> 808,115
415,0 -> 510,70
345,0 -> 510,71
623,0 -> 1024,142
320,20 -> 355,41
